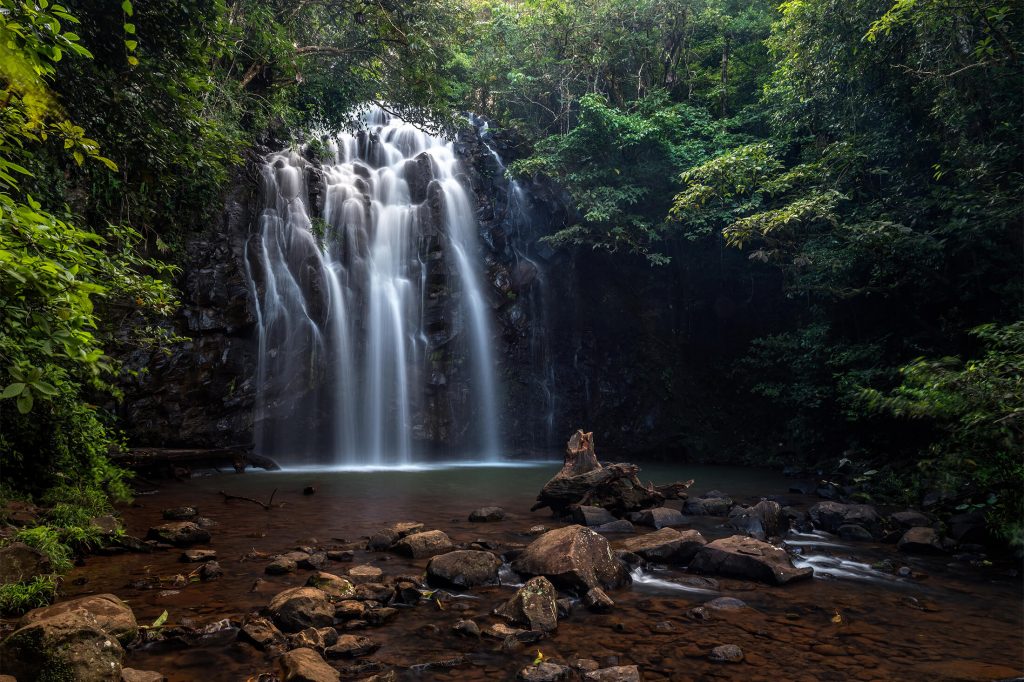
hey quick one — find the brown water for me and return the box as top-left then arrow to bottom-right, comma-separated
44,462 -> 1024,680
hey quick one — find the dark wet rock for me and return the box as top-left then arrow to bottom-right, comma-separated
808,501 -> 880,535
288,626 -> 338,653
2,500 -> 39,527
393,581 -> 421,605
512,525 -> 629,592
324,634 -> 379,658
709,644 -> 744,663
181,549 -> 216,563
18,593 -> 138,646
672,575 -> 719,591
653,621 -> 674,632
469,506 -> 506,522
897,527 -> 945,554
199,560 -> 223,581
485,622 -> 525,639
556,597 -> 574,618
583,666 -> 642,682
354,582 -> 394,603
815,482 -> 843,500
684,495 -> 733,516
572,505 -> 618,527
121,669 -> 166,682
298,552 -> 327,570
704,597 -> 747,611
426,550 -> 502,588
367,529 -> 399,551
0,541 -> 52,584
583,587 -> 614,612
306,572 -> 355,599
90,515 -> 121,535
453,619 -> 481,637
0,608 -> 126,681
145,522 -> 210,547
267,587 -> 335,633
161,507 -> 198,521
334,600 -> 366,621
327,549 -> 354,562
366,607 -> 398,626
788,482 -> 813,495
277,647 -> 341,682
347,564 -> 383,583
391,521 -> 425,537
495,576 -> 559,632
240,614 -> 287,652
687,606 -> 711,621
518,662 -> 571,681
628,507 -> 686,529
689,535 -> 813,585
594,520 -> 635,534
948,510 -> 987,545
616,527 -> 706,564
267,558 -> 298,575
891,510 -> 931,529
838,524 -> 874,541
727,500 -> 783,540
392,530 -> 453,558
572,659 -> 601,672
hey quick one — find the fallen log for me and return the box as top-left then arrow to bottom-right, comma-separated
218,488 -> 279,510
112,446 -> 281,477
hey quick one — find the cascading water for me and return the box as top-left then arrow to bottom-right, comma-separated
244,107 -> 501,466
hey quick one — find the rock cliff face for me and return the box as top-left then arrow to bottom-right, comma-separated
117,124 -> 782,463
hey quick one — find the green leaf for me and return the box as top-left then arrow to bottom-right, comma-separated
30,381 -> 58,396
16,392 -> 33,414
127,56 -> 139,67
152,610 -> 168,628
0,383 -> 26,399
122,0 -> 133,16
123,23 -> 136,34
124,40 -> 137,51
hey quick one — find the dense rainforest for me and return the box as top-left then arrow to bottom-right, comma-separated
0,0 -> 1021,619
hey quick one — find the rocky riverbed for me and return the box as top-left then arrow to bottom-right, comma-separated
1,461 -> 1021,681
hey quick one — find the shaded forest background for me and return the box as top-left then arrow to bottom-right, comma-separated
0,0 -> 1021,602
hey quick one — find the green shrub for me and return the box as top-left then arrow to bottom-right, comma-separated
13,526 -> 73,573
0,575 -> 58,615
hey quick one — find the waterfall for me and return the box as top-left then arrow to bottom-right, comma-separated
244,107 -> 502,465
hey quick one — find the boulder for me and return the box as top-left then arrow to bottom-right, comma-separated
494,576 -> 559,632
366,529 -> 399,551
583,587 -> 614,612
583,666 -> 642,682
324,634 -> 379,658
572,506 -> 618,527
0,542 -> 52,583
288,626 -> 338,653
594,520 -> 635,534
890,510 -> 931,529
266,557 -> 298,575
837,524 -> 873,542
392,530 -> 453,559
897,527 -> 945,554
709,644 -> 744,663
688,535 -> 812,585
512,525 -> 629,592
616,528 -> 706,564
948,511 -> 987,544
469,506 -> 506,522
199,560 -> 222,581
19,593 -> 138,645
518,662 -> 571,681
145,522 -> 210,547
0,609 -> 125,681
628,507 -> 686,529
121,669 -> 166,682
298,553 -> 327,570
808,501 -> 880,535
426,550 -> 502,588
726,500 -> 783,540
239,614 -> 287,652
306,572 -> 355,599
347,565 -> 383,583
267,588 -> 335,633
683,495 -> 733,516
161,507 -> 198,521
276,647 -> 340,682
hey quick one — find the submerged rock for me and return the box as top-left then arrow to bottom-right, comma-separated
276,647 -> 340,682
808,501 -> 880,535
181,549 -> 216,563
512,525 -> 629,592
121,669 -> 166,682
267,588 -> 334,633
709,644 -> 744,663
616,528 -> 706,564
583,666 -> 642,681
469,506 -> 506,522
689,535 -> 812,585
426,550 -> 502,588
161,507 -> 199,521
897,527 -> 945,554
517,662 -> 571,681
494,576 -> 559,632
145,522 -> 210,547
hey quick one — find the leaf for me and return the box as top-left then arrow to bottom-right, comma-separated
533,650 -> 545,665
127,56 -> 139,67
122,0 -> 133,16
0,383 -> 26,399
124,40 -> 137,51
151,610 -> 168,628
73,151 -> 84,166
30,380 -> 58,396
16,392 -> 33,414
123,23 -> 136,35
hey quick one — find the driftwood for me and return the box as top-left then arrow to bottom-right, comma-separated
532,430 -> 694,516
218,488 -> 279,510
112,446 -> 281,477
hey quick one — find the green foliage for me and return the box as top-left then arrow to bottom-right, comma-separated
14,526 -> 73,573
0,575 -> 58,615
861,323 -> 1024,545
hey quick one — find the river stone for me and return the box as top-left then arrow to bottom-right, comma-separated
494,576 -> 559,632
121,669 -> 166,682
838,524 -> 874,541
334,600 -> 366,621
161,506 -> 198,521
704,596 -> 748,611
709,644 -> 744,663
518,662 -> 571,681
689,535 -> 813,585
572,505 -> 618,527
288,626 -> 338,653
19,593 -> 138,645
277,647 -> 340,682
727,500 -> 784,540
181,549 -> 216,563
629,507 -> 686,529
594,520 -> 635,533
393,530 -> 453,558
583,666 -> 642,682
616,527 -> 706,564
808,501 -> 880,534
267,557 -> 298,575
347,564 -> 383,583
897,527 -> 945,554
324,634 -> 379,658
512,525 -> 629,592
306,571 -> 355,598
145,521 -> 210,547
0,541 -> 52,583
268,587 -> 335,633
891,510 -> 931,529
583,587 -> 614,612
469,506 -> 506,522
298,552 -> 327,570
0,609 -> 125,681
426,550 -> 502,588
239,614 -> 287,652
453,619 -> 481,637
367,529 -> 399,551
684,495 -> 734,516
